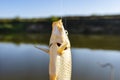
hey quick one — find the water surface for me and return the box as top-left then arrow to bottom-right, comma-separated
0,42 -> 120,80
0,34 -> 120,50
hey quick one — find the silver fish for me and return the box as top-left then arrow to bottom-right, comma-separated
36,19 -> 72,80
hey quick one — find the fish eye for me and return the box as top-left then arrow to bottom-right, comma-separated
57,43 -> 61,47
65,30 -> 68,35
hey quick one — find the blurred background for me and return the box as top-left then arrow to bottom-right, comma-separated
0,0 -> 120,80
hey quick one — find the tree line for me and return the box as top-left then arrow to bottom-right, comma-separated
0,15 -> 120,34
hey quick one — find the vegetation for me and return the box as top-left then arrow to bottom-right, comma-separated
0,34 -> 120,50
0,15 -> 120,34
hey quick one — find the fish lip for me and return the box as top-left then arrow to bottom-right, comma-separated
52,19 -> 65,37
50,19 -> 69,47
52,19 -> 63,30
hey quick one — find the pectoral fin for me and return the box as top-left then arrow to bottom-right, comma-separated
57,42 -> 67,55
34,45 -> 49,54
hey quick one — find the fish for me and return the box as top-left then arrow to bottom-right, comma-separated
36,19 -> 72,80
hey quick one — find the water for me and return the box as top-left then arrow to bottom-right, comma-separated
0,34 -> 120,80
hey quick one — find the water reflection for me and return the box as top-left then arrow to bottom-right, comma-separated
72,48 -> 120,80
0,34 -> 120,50
0,43 -> 120,80
0,43 -> 49,80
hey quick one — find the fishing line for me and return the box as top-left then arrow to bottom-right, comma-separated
60,0 -> 67,29
60,0 -> 63,19
64,16 -> 67,29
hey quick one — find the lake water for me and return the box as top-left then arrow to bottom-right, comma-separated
0,34 -> 120,80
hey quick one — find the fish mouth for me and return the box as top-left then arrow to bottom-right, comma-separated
52,19 -> 63,30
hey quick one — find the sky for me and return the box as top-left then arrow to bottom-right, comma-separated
0,0 -> 120,18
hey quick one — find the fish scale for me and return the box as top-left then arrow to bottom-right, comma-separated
57,50 -> 72,80
36,19 -> 72,80
49,20 -> 72,80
